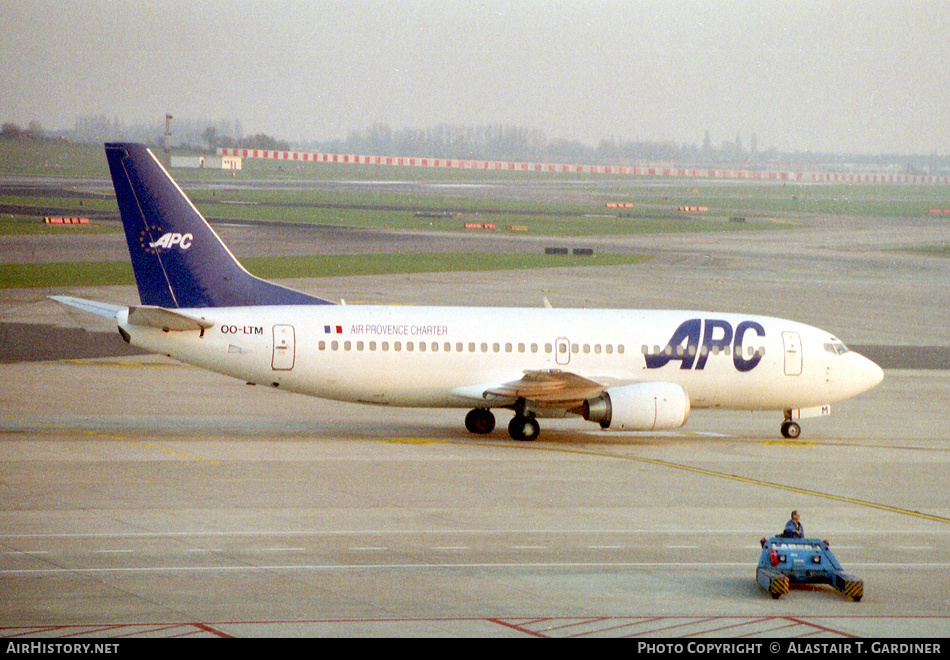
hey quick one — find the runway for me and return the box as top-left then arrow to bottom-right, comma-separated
2,179 -> 950,637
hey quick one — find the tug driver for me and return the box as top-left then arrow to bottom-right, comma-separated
782,510 -> 804,538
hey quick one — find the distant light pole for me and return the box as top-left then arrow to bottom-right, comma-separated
164,113 -> 173,165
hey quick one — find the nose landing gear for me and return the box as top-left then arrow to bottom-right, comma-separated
781,410 -> 802,439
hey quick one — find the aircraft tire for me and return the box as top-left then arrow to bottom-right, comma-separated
465,408 -> 495,434
509,415 -> 540,441
781,421 -> 801,439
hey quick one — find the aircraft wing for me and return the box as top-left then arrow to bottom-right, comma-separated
482,369 -> 608,407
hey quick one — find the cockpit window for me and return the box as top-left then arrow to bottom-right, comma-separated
823,342 -> 849,356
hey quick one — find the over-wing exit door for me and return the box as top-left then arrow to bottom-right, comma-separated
272,324 -> 295,370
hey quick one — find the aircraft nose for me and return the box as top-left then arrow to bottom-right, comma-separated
852,352 -> 884,393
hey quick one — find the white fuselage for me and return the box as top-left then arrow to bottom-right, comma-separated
117,305 -> 884,416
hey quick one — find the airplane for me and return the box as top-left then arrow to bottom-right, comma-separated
51,142 -> 884,441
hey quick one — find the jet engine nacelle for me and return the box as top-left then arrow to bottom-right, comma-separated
580,382 -> 690,431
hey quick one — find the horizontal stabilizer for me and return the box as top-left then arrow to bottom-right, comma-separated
127,305 -> 214,332
49,295 -> 125,320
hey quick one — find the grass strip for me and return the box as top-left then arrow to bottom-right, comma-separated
1,252 -> 650,289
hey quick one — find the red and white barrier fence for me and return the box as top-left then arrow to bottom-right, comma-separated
218,148 -> 950,185
44,217 -> 90,225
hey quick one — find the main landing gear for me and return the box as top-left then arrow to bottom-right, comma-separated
508,414 -> 540,441
464,408 -> 495,435
464,408 -> 540,441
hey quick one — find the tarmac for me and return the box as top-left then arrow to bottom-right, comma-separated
1,176 -> 949,638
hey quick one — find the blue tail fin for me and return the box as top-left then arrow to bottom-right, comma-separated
105,142 -> 332,308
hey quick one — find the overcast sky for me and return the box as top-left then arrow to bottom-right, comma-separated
3,0 -> 949,155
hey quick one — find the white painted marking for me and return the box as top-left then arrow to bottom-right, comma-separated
4,550 -> 50,555
93,549 -> 134,554
6,562 -> 950,576
4,529 -> 950,538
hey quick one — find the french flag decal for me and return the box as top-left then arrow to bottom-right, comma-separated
324,325 -> 343,334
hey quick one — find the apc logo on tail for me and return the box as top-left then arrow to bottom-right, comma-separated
149,232 -> 193,250
140,227 -> 194,254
